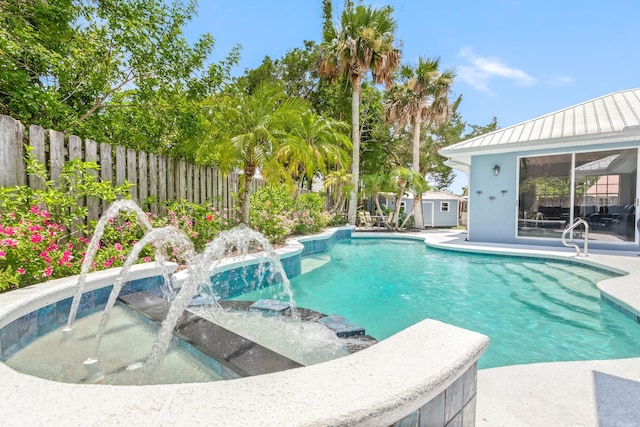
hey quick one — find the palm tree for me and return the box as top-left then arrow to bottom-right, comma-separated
324,168 -> 352,213
197,83 -> 307,224
276,111 -> 352,189
385,57 -> 454,228
387,166 -> 422,229
360,172 -> 392,228
319,2 -> 400,225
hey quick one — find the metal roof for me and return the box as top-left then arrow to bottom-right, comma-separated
439,88 -> 640,167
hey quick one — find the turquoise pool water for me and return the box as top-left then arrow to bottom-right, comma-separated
234,238 -> 640,369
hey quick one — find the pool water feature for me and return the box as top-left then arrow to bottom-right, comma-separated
5,304 -> 223,385
235,238 -> 640,369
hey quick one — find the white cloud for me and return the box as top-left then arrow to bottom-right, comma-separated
457,46 -> 536,93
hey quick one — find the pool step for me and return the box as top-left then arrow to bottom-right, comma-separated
118,292 -> 304,377
491,264 -> 603,331
541,263 -> 603,299
521,262 -> 601,301
501,263 -> 601,316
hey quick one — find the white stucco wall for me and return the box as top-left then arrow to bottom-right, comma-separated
468,153 -> 518,243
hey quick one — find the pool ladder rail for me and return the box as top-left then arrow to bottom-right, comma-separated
561,218 -> 589,257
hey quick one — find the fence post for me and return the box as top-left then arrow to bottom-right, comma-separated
148,153 -> 158,215
85,139 -> 100,222
166,157 -> 175,203
138,151 -> 148,209
158,156 -> 167,215
49,129 -> 65,182
126,148 -> 137,201
28,124 -> 46,190
0,115 -> 26,187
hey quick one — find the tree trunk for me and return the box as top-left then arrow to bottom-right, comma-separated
242,166 -> 255,225
347,75 -> 361,225
412,119 -> 424,229
391,183 -> 406,229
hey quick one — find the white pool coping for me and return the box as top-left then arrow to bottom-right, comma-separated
379,229 -> 640,426
0,230 -> 489,426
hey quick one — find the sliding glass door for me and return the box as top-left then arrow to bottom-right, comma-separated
517,148 -> 637,242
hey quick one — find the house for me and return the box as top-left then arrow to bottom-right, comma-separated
401,191 -> 464,228
439,88 -> 640,250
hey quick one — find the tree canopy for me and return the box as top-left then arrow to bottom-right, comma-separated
1,0 -> 500,225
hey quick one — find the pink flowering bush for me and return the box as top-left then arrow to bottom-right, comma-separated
0,152 -> 129,291
150,200 -> 241,251
249,186 -> 329,242
0,153 -> 332,292
0,207 -> 86,290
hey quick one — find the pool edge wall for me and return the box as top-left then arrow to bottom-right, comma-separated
0,226 -> 490,426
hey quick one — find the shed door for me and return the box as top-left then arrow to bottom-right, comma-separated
423,202 -> 435,227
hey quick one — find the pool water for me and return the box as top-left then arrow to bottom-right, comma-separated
5,304 -> 223,385
234,238 -> 640,369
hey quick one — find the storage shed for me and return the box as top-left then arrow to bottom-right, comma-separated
401,191 -> 463,228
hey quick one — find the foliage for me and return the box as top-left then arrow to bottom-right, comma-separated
249,186 -> 296,242
249,186 -> 329,243
197,83 -> 308,223
293,192 -> 330,234
277,110 -> 352,189
0,206 -> 85,290
151,200 -> 240,251
0,0 -> 238,158
0,148 -> 130,234
0,153 -> 129,290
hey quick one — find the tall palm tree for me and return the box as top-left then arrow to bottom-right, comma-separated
276,111 -> 352,189
385,57 -> 454,228
319,2 -> 400,225
197,83 -> 307,224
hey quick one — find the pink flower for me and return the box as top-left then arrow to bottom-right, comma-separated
30,233 -> 44,243
61,250 -> 72,263
43,266 -> 53,277
115,243 -> 123,251
17,268 -> 25,275
1,239 -> 17,248
144,256 -> 151,262
0,225 -> 16,235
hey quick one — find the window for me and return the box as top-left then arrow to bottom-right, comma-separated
517,148 -> 637,242
441,202 -> 450,212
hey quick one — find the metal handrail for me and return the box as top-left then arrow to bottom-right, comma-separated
561,218 -> 589,256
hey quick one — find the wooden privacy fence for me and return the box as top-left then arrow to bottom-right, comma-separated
0,114 -> 262,221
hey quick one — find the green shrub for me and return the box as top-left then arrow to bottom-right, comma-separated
0,151 -> 131,290
249,186 -> 295,243
250,186 -> 330,242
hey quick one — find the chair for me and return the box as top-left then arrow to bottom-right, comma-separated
358,211 -> 373,229
364,211 -> 377,227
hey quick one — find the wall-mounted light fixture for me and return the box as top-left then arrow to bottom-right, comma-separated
493,165 -> 501,176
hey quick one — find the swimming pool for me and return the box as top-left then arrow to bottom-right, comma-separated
234,238 -> 640,369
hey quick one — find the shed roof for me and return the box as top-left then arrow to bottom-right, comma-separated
403,190 -> 463,201
440,88 -> 640,170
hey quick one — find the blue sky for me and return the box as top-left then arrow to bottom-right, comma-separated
185,0 -> 640,193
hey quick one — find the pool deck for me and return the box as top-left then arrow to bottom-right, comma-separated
369,229 -> 640,427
